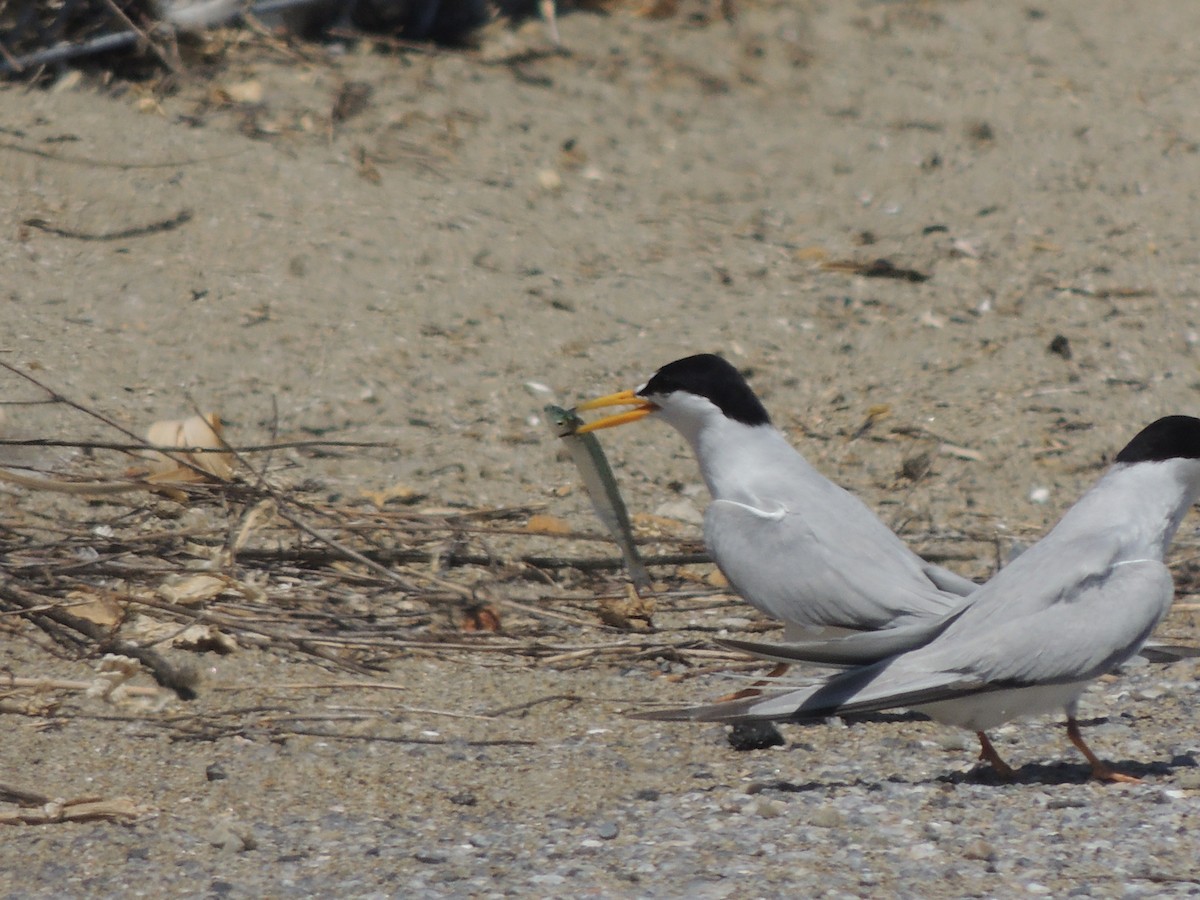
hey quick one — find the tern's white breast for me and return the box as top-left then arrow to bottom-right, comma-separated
915,680 -> 1091,732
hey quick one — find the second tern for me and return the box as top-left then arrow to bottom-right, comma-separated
634,415 -> 1200,781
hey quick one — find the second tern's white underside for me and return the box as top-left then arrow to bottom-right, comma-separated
916,680 -> 1092,732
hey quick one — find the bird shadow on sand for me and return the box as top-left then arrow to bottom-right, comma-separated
740,714 -> 1198,791
938,752 -> 1198,787
748,753 -> 1197,795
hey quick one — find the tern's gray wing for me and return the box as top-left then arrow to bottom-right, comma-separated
1139,642 -> 1200,662
705,498 -> 965,631
719,607 -> 966,668
719,611 -> 1193,670
631,661 -> 971,723
922,563 -> 978,597
907,558 -> 1174,686
934,524 -> 1135,631
638,558 -> 1174,723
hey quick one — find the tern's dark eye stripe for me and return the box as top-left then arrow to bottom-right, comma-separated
639,353 -> 771,427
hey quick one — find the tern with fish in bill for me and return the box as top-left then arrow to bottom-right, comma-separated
576,353 -> 977,640
632,415 -> 1200,781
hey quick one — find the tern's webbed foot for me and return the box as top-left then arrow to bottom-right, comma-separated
1066,717 -> 1141,784
1088,763 -> 1142,784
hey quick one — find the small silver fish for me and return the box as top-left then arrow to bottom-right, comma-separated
546,404 -> 652,592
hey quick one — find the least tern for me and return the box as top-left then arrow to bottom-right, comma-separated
577,353 -> 976,638
636,415 -> 1200,781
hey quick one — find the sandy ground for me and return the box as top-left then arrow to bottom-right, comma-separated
3,1 -> 1200,896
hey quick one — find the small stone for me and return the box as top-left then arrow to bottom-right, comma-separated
963,839 -> 996,861
1173,768 -> 1200,790
753,799 -> 785,819
597,822 -> 620,841
1048,334 -> 1072,360
635,788 -> 660,802
208,820 -> 256,853
810,806 -> 843,828
967,120 -> 995,143
727,721 -> 785,752
1046,797 -> 1086,810
205,763 -> 227,782
900,451 -> 933,482
934,732 -> 972,752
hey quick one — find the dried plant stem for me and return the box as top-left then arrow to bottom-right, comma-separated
0,675 -> 163,697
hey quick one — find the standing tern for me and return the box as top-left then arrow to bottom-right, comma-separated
576,353 -> 977,639
633,415 -> 1200,781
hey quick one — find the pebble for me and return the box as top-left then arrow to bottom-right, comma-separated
809,806 -> 843,828
752,799 -> 785,819
1173,768 -> 1200,789
933,732 -> 972,752
962,840 -> 996,862
597,822 -> 619,840
207,820 -> 257,853
1045,797 -> 1087,810
727,721 -> 786,751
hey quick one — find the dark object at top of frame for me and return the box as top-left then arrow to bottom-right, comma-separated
0,0 -> 507,80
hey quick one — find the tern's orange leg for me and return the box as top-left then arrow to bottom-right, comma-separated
1066,718 -> 1141,783
976,731 -> 1015,778
714,663 -> 791,702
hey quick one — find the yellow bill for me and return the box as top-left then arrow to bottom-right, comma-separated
575,389 -> 657,433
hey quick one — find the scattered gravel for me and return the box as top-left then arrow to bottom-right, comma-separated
5,0 -> 1200,896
